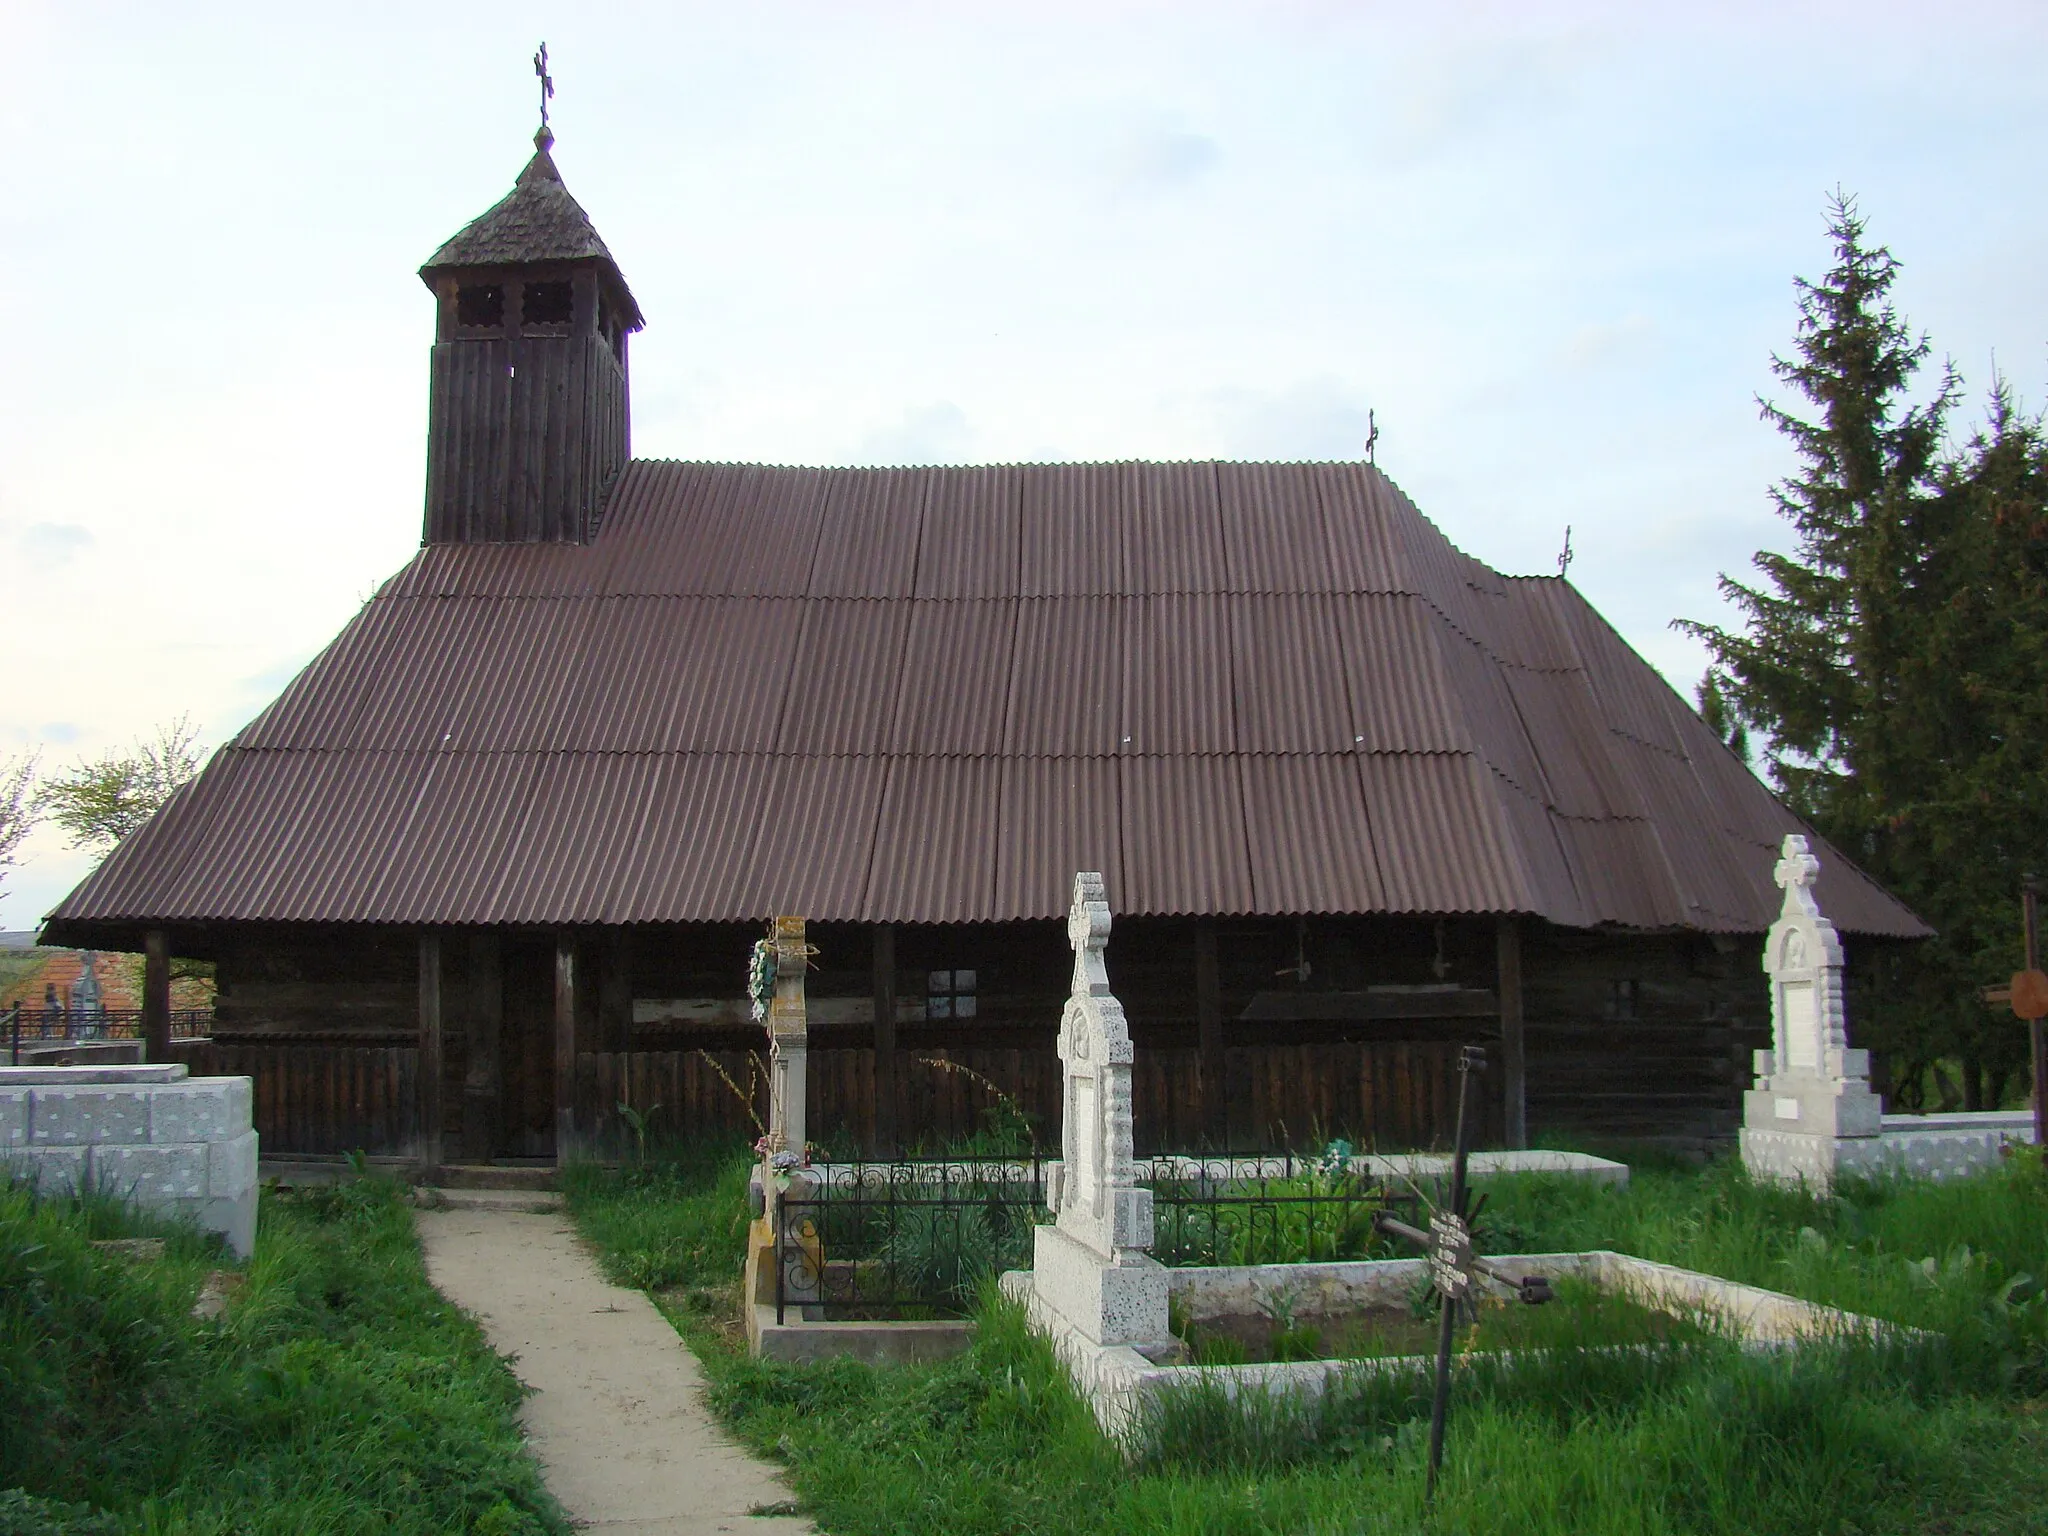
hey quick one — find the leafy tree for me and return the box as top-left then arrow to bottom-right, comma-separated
38,718 -> 203,858
0,751 -> 37,915
1681,196 -> 2048,1108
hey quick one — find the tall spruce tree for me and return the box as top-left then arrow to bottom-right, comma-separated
1683,196 -> 2048,1108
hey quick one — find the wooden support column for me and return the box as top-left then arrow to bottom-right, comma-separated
872,924 -> 898,1157
1195,921 -> 1225,1147
462,933 -> 502,1163
598,931 -> 632,1055
1497,916 -> 1527,1148
142,929 -> 170,1062
418,931 -> 444,1173
554,934 -> 577,1163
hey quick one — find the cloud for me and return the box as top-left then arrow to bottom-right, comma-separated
18,522 -> 94,567
38,722 -> 79,744
1560,313 -> 1657,370
1118,128 -> 1221,193
856,402 -> 974,465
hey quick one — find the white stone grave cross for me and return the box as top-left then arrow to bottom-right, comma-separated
1741,835 -> 1881,1187
1048,872 -> 1153,1259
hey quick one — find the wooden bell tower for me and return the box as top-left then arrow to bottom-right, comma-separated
418,126 -> 644,544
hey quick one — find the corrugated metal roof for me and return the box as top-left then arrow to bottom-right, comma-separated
44,459 -> 1931,939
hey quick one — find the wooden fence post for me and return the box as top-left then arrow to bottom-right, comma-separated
418,931 -> 443,1173
554,933 -> 577,1163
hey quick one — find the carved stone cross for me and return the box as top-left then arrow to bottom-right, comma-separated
1050,872 -> 1151,1261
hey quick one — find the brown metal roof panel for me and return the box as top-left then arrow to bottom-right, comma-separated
1228,596 -> 1353,753
43,765 -> 225,922
776,601 -> 914,755
1239,754 -> 1386,912
494,753 -> 677,923
604,463 -> 835,597
742,755 -> 891,919
1124,594 -> 1234,755
806,469 -> 928,598
359,750 -> 540,922
1333,596 -> 1470,755
1550,814 -> 1690,929
1120,756 -> 1254,916
613,753 -> 784,922
994,757 -> 1124,919
1620,743 -> 1769,930
885,600 -> 1019,754
1550,588 -> 1697,758
1485,767 -> 1593,927
1003,598 -> 1124,755
1216,461 -> 1340,594
1478,577 -> 1581,672
864,757 -> 1002,923
663,598 -> 807,752
1125,462 -> 1227,595
1317,465 -> 1413,594
1420,613 -> 1546,795
1019,463 -> 1130,597
453,599 -> 608,751
1498,666 -> 1645,820
913,465 -> 1022,598
1357,752 -> 1535,916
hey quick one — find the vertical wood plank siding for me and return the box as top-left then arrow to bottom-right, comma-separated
168,1041 -> 420,1157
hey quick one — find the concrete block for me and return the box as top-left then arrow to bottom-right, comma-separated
150,1080 -> 250,1146
196,1187 -> 258,1260
208,1130 -> 259,1198
0,1143 -> 88,1194
1032,1224 -> 1170,1347
0,1093 -> 26,1148
93,1142 -> 209,1201
0,1064 -> 187,1086
30,1085 -> 152,1145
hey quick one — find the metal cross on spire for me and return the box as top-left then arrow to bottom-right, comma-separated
534,42 -> 555,131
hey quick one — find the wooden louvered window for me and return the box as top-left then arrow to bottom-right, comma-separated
522,281 -> 574,329
456,284 -> 505,328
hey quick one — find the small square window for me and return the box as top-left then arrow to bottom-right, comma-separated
925,966 -> 978,1021
955,995 -> 978,1019
928,995 -> 954,1020
953,970 -> 977,993
928,970 -> 953,993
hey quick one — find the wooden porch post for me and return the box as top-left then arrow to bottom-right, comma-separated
418,931 -> 444,1173
462,932 -> 502,1163
142,929 -> 170,1062
598,931 -> 632,1055
1195,921 -> 1225,1147
554,934 -> 577,1162
872,924 -> 898,1157
1497,916 -> 1527,1148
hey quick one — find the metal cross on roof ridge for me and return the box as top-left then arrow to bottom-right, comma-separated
534,42 -> 555,131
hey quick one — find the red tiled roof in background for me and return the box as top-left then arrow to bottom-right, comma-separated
43,460 -> 1929,940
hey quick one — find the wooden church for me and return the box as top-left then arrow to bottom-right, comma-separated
40,124 -> 1927,1167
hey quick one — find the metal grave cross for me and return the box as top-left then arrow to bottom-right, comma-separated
1374,1044 -> 1553,1504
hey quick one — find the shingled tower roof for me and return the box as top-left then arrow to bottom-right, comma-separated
420,128 -> 643,329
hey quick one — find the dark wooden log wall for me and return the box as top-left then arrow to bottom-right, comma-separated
1522,923 -> 1769,1151
202,913 -> 1773,1161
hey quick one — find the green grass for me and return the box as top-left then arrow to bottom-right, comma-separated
0,1174 -> 565,1535
566,1143 -> 2048,1535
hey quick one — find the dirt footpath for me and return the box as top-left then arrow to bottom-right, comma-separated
417,1203 -> 811,1536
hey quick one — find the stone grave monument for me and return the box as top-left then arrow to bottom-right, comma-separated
1028,872 -> 1172,1352
744,916 -> 821,1347
1740,835 -> 1884,1189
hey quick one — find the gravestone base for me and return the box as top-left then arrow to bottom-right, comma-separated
1030,1224 -> 1171,1348
1738,1126 -> 1885,1192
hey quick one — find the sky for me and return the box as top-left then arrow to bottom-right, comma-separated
2,0 -> 2045,928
